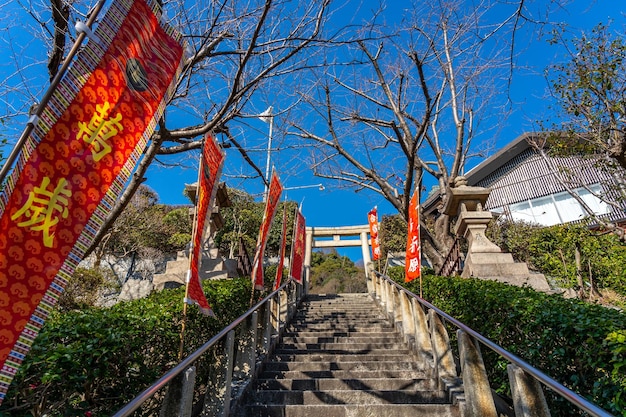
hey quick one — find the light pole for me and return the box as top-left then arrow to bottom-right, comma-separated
258,106 -> 273,201
283,184 -> 325,192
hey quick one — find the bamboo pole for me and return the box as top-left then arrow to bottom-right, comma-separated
0,0 -> 108,185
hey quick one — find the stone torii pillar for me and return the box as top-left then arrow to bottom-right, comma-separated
304,225 -> 374,292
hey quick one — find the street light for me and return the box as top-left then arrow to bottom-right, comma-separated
258,106 -> 273,200
283,184 -> 325,191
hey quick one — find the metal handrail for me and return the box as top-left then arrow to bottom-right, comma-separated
112,278 -> 293,417
375,271 -> 614,417
437,236 -> 462,276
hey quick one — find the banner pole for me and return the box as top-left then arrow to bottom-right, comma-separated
178,148 -> 204,361
0,0 -> 108,186
418,204 -> 423,298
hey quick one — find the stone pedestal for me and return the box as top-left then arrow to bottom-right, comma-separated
443,178 -> 551,292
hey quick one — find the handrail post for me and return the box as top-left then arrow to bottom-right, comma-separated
373,273 -> 381,302
392,285 -> 403,331
158,366 -> 196,417
279,286 -> 288,337
428,309 -> 457,389
384,279 -> 394,322
247,311 -> 259,378
458,330 -> 498,417
400,291 -> 415,346
508,363 -> 551,417
410,297 -> 434,373
263,299 -> 272,356
202,330 -> 235,416
223,330 -> 235,416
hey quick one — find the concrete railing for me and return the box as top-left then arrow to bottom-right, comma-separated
112,278 -> 303,417
372,271 -> 614,417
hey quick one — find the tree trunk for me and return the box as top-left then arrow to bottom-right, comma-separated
574,246 -> 585,299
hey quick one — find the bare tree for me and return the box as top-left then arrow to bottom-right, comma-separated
288,0 -> 536,269
0,0 -> 333,254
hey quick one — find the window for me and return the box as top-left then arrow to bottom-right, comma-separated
506,184 -> 611,226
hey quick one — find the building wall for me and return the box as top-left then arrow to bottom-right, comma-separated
472,149 -> 622,226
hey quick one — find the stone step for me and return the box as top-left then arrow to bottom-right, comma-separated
258,369 -> 428,380
279,341 -> 405,350
272,348 -> 413,356
251,389 -> 451,405
292,313 -> 387,323
256,377 -> 438,391
281,336 -> 400,344
270,352 -> 413,363
291,314 -> 387,320
282,329 -> 396,337
287,323 -> 393,331
244,403 -> 461,417
263,360 -> 422,372
236,293 -> 464,417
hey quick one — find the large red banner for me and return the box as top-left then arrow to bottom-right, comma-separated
405,191 -> 421,282
251,171 -> 282,290
0,0 -> 183,402
273,205 -> 288,291
289,209 -> 306,284
187,134 -> 225,315
368,206 -> 381,261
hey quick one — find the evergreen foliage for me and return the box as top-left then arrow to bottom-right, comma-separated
214,188 -> 297,259
0,278 -> 251,417
488,220 -> 626,301
379,214 -> 408,260
308,250 -> 367,293
392,271 -> 626,416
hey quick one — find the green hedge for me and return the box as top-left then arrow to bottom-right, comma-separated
488,221 -> 626,298
392,270 -> 626,416
0,277 -> 251,417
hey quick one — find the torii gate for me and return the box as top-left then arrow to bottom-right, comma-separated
303,225 -> 374,293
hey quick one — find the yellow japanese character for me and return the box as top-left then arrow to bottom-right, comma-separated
11,177 -> 72,248
76,102 -> 123,162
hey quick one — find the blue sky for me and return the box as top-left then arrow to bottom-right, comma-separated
0,0 -> 624,261
147,1 -> 624,222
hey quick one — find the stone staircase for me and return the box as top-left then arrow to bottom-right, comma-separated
237,293 -> 464,417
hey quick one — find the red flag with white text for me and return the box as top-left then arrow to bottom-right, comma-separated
0,0 -> 184,403
289,208 -> 306,284
274,204 -> 288,290
187,134 -> 225,315
405,192 -> 421,282
368,206 -> 381,261
251,171 -> 283,290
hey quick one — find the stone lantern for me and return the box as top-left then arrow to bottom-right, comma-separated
443,177 -> 550,290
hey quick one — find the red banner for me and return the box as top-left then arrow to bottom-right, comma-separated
251,171 -> 282,290
0,0 -> 183,403
405,191 -> 421,282
368,206 -> 381,261
289,208 -> 306,284
187,134 -> 225,315
273,204 -> 288,291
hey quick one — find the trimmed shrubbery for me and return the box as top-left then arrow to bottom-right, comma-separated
488,221 -> 626,302
0,277 -> 251,417
391,270 -> 626,416
3,265 -> 624,416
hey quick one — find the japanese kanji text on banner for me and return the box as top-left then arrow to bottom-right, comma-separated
405,191 -> 421,282
0,0 -> 184,403
367,207 -> 381,261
